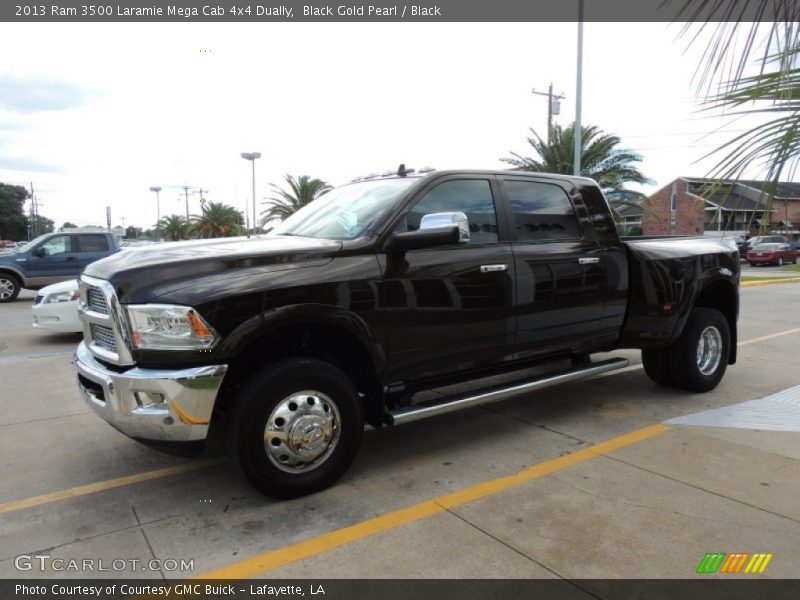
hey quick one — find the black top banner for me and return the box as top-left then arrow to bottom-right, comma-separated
3,0 -> 799,22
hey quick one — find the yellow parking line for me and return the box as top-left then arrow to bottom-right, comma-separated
738,327 -> 800,347
740,277 -> 800,287
0,457 -> 226,516
196,424 -> 669,579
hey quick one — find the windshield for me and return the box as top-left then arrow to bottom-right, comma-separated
272,178 -> 418,240
14,234 -> 50,254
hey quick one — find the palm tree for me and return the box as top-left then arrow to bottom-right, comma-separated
502,123 -> 653,195
674,4 -> 800,231
156,214 -> 188,241
189,201 -> 244,239
261,175 -> 331,224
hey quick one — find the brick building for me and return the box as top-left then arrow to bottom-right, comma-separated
643,177 -> 800,240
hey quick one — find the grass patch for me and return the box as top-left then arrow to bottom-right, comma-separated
781,263 -> 800,272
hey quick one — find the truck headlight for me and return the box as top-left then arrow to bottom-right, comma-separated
45,289 -> 80,303
125,305 -> 218,350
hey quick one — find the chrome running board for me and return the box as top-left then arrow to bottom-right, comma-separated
388,357 -> 629,426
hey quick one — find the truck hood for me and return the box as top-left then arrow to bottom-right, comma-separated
0,250 -> 22,261
84,235 -> 343,303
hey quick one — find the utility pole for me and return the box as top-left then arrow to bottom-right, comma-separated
29,182 -> 36,238
181,185 -> 191,219
531,84 -> 565,145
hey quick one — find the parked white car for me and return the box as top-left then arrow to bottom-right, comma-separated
31,279 -> 81,333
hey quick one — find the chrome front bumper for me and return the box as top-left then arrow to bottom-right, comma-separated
75,341 -> 228,442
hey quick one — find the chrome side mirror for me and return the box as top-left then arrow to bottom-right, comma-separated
419,212 -> 469,243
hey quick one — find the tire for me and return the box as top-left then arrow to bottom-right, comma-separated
749,262 -> 756,267
793,257 -> 798,265
228,358 -> 364,499
0,274 -> 21,303
642,348 -> 674,386
778,257 -> 784,266
667,308 -> 730,393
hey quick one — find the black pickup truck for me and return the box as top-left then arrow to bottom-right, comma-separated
74,167 -> 739,498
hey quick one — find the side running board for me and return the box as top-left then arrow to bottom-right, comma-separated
388,357 -> 629,426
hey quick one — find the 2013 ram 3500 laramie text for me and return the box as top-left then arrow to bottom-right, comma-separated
73,168 -> 739,498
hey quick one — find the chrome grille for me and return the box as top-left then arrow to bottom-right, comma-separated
87,288 -> 108,314
79,275 -> 134,366
33,295 -> 43,305
91,324 -> 117,352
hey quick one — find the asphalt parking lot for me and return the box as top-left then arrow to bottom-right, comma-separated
1,283 -> 799,581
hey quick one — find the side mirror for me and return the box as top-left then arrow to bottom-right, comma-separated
420,212 -> 470,243
33,247 -> 46,257
389,226 -> 461,253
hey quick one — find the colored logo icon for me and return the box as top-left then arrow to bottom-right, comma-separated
696,552 -> 773,574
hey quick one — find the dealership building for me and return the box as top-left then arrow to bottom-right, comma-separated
642,177 -> 800,239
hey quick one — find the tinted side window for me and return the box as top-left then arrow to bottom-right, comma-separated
40,236 -> 70,256
505,180 -> 580,240
76,235 -> 109,252
403,179 -> 498,244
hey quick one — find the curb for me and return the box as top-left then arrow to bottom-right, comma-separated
741,277 -> 800,288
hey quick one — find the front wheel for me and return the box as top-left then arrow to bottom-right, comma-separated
228,358 -> 364,499
668,308 -> 730,392
749,262 -> 756,267
0,274 -> 20,303
778,257 -> 784,266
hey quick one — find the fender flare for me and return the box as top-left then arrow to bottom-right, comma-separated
215,303 -> 387,378
0,265 -> 25,285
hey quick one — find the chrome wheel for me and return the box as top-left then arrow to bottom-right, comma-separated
0,278 -> 16,300
264,390 -> 341,474
696,325 -> 722,376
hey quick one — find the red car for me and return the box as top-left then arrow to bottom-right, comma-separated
747,242 -> 799,266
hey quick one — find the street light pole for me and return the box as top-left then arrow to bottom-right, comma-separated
574,0 -> 584,177
149,186 -> 162,226
241,152 -> 261,234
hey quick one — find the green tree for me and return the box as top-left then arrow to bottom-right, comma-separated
29,214 -> 54,235
61,221 -> 78,230
502,123 -> 653,195
676,4 -> 800,231
0,183 -> 29,240
189,201 -> 244,238
156,214 -> 188,241
261,175 -> 331,224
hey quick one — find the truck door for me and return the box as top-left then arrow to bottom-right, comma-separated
498,177 -> 609,359
25,234 -> 78,285
381,176 -> 516,385
73,234 -> 112,270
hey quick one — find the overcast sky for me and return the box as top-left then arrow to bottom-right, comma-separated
0,22 -> 777,231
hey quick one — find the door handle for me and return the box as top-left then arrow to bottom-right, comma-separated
66,256 -> 76,262
578,257 -> 600,265
480,264 -> 508,273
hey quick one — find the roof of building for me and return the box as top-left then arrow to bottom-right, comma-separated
682,177 -> 800,211
614,202 -> 644,216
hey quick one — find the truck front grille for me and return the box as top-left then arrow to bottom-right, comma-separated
87,288 -> 109,314
91,324 -> 118,353
79,276 -> 134,366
